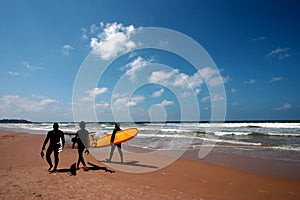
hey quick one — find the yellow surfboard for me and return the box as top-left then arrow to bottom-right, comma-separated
96,128 -> 138,147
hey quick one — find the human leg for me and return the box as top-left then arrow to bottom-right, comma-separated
46,147 -> 53,170
107,144 -> 116,161
77,147 -> 86,168
117,144 -> 123,163
53,150 -> 59,171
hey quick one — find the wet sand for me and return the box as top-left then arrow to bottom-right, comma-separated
0,130 -> 299,199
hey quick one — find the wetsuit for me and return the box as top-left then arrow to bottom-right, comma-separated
75,129 -> 89,167
42,129 -> 65,170
108,127 -> 123,162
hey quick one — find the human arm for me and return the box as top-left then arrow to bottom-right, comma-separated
72,131 -> 79,149
40,132 -> 50,158
110,129 -> 117,143
61,131 -> 65,148
42,132 -> 50,151
84,149 -> 89,154
84,130 -> 90,154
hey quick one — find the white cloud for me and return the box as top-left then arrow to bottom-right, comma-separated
173,73 -> 191,88
125,57 -> 153,81
112,93 -> 145,110
180,91 -> 192,98
274,103 -> 292,111
8,71 -> 21,76
201,94 -> 224,102
207,75 -> 230,87
1,95 -> 56,113
21,61 -> 43,71
62,44 -> 74,55
89,22 -> 138,60
266,47 -> 290,60
149,67 -> 227,89
149,69 -> 179,84
244,79 -> 256,84
152,89 -> 164,97
195,88 -> 201,95
180,88 -> 201,98
159,99 -> 174,106
90,24 -> 100,34
96,101 -> 110,109
127,95 -> 145,107
159,40 -> 169,47
253,36 -> 266,42
268,77 -> 283,83
9,61 -> 44,76
81,27 -> 88,40
81,87 -> 108,102
231,88 -> 237,93
40,98 -> 57,106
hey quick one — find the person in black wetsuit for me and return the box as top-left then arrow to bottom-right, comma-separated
41,123 -> 65,172
107,123 -> 123,163
73,121 -> 89,171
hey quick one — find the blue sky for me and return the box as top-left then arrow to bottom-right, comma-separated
0,0 -> 299,122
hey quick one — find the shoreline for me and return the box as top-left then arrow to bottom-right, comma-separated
1,130 -> 300,199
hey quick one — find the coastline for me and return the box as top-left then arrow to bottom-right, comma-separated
0,130 -> 300,199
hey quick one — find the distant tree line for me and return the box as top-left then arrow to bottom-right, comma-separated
0,119 -> 32,123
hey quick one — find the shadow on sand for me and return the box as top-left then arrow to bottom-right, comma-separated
100,160 -> 158,169
56,162 -> 115,176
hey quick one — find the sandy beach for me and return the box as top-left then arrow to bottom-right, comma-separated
0,130 -> 300,200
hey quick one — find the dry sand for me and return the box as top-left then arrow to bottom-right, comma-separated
0,130 -> 299,200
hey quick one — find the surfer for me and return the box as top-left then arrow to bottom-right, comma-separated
107,123 -> 124,163
41,123 -> 65,172
73,121 -> 89,171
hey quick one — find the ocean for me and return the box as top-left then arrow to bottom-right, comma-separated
1,121 -> 300,162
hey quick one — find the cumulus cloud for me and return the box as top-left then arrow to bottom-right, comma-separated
253,36 -> 266,42
268,77 -> 283,83
244,79 -> 256,84
180,88 -> 201,98
125,56 -> 153,81
0,95 -> 56,113
159,40 -> 169,47
88,22 -> 138,60
8,71 -> 21,76
152,89 -> 164,97
40,98 -> 56,106
81,27 -> 88,40
266,47 -> 290,60
159,99 -> 174,106
9,61 -> 44,76
81,87 -> 108,102
149,69 -> 179,85
201,94 -> 224,102
21,61 -> 44,71
112,93 -> 145,110
96,101 -> 110,109
274,103 -> 292,110
149,67 -> 228,89
231,88 -> 237,93
62,44 -> 74,55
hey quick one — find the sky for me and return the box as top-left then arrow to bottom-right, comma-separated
0,0 -> 299,122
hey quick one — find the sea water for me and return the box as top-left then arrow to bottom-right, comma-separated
1,121 -> 300,162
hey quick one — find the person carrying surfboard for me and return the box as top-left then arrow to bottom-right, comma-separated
41,123 -> 65,172
73,121 -> 89,171
107,123 -> 124,163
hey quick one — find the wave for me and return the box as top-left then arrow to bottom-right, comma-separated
241,125 -> 262,128
197,131 -> 300,137
217,122 -> 300,129
248,132 -> 300,137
